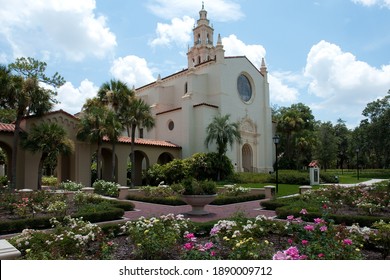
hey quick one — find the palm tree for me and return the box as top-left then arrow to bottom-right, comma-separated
123,98 -> 155,187
21,122 -> 73,190
77,98 -> 108,181
97,79 -> 133,181
205,113 -> 241,180
1,58 -> 65,189
103,110 -> 123,181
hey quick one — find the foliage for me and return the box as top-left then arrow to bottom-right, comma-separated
280,212 -> 363,260
9,216 -> 105,259
210,215 -> 279,259
1,58 -> 65,189
144,153 -> 234,185
221,184 -> 250,196
369,220 -> 390,259
141,185 -> 177,197
205,114 -> 241,180
181,232 -> 218,259
59,180 -> 84,191
179,178 -> 217,195
120,214 -> 191,259
0,175 -> 8,187
274,103 -> 316,169
42,176 -> 58,187
92,180 -> 120,197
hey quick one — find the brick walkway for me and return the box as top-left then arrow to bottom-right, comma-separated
122,199 -> 276,223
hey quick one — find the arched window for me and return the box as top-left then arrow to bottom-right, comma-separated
184,82 -> 188,94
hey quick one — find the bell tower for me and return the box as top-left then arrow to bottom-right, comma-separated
187,3 -> 220,67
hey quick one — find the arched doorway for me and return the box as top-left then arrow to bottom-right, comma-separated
242,144 -> 253,172
157,152 -> 174,165
129,150 -> 150,186
101,148 -> 118,182
0,142 -> 12,179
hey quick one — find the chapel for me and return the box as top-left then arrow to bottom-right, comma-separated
135,4 -> 274,173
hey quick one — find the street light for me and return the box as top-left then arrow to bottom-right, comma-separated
356,148 -> 360,181
273,135 -> 280,193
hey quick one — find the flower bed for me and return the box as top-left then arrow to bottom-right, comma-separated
261,181 -> 390,226
0,190 -> 134,234
7,211 -> 390,260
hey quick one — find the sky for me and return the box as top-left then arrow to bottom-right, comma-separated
1,0 -> 390,128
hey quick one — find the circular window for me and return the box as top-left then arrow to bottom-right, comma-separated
237,74 -> 252,102
168,120 -> 174,131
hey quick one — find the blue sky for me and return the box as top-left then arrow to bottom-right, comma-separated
1,0 -> 390,128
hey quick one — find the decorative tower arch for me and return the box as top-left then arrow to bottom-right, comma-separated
187,3 -> 216,67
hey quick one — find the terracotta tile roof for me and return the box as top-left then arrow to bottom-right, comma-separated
0,123 -> 15,132
103,136 -> 181,148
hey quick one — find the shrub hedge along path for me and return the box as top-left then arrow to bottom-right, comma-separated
123,199 -> 277,223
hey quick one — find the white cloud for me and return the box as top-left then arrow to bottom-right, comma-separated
55,79 -> 98,114
222,34 -> 266,68
110,56 -> 155,88
269,72 -> 300,104
147,0 -> 244,22
0,0 -> 116,61
351,0 -> 390,8
150,16 -> 195,48
304,40 -> 390,121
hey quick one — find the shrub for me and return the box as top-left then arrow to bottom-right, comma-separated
42,176 -> 58,187
93,180 -> 119,197
141,185 -> 176,197
59,180 -> 84,191
120,214 -> 191,259
279,213 -> 363,260
180,178 -> 217,195
143,164 -> 166,186
9,216 -> 105,259
0,175 -> 8,186
269,170 -> 309,185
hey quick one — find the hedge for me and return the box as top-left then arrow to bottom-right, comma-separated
127,194 -> 266,206
0,206 -> 125,234
211,194 -> 265,205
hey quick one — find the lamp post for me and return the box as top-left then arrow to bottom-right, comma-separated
273,135 -> 280,193
356,148 -> 360,181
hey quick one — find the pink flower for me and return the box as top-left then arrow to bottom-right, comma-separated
318,253 -> 325,258
301,240 -> 309,245
299,209 -> 308,215
284,246 -> 300,260
273,251 -> 287,260
287,215 -> 294,221
314,218 -> 324,224
211,251 -> 216,257
343,239 -> 353,245
294,217 -> 303,223
185,233 -> 195,239
304,225 -> 315,231
322,204 -> 328,209
183,242 -> 194,250
288,238 -> 293,244
203,242 -> 214,250
210,227 -> 220,235
299,255 -> 308,260
320,226 -> 328,232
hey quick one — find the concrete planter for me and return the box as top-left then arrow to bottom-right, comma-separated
181,194 -> 217,216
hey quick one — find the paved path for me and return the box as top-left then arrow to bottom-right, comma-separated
323,179 -> 387,188
123,199 -> 276,223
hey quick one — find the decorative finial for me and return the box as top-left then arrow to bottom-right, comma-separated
202,1 -> 204,10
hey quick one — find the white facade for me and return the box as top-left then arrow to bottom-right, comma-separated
135,6 -> 274,173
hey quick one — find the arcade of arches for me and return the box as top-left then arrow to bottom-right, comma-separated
0,110 -> 181,189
